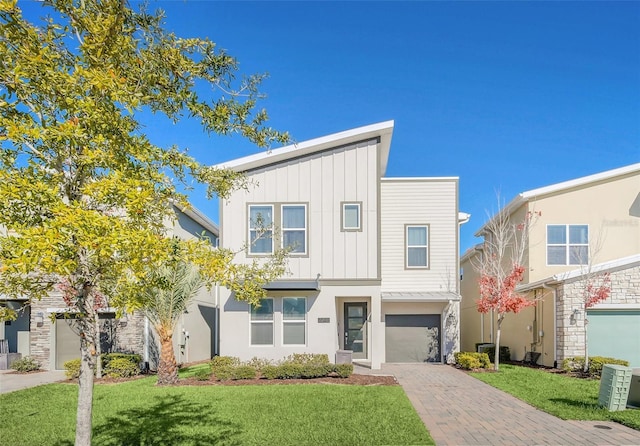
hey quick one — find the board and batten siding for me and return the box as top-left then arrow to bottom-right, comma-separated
380,178 -> 458,292
220,140 -> 380,280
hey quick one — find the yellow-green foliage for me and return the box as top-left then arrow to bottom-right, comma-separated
562,356 -> 629,378
64,359 -> 81,379
104,358 -> 139,378
10,356 -> 40,373
455,352 -> 491,370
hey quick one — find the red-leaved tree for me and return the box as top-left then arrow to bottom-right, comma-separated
475,206 -> 540,371
581,272 -> 611,372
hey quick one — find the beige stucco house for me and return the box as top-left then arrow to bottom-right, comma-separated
215,121 -> 468,369
0,206 -> 220,371
460,163 -> 640,367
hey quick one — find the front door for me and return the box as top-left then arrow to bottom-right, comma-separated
344,303 -> 367,360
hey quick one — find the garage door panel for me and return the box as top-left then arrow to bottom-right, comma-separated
385,314 -> 440,363
587,310 -> 640,368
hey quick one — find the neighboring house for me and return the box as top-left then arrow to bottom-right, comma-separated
215,121 -> 468,369
0,206 -> 220,371
460,163 -> 640,367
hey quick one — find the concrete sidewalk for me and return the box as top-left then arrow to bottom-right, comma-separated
367,364 -> 640,446
0,369 -> 66,394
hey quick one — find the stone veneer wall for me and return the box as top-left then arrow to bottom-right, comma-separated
556,264 -> 640,364
29,292 -> 146,370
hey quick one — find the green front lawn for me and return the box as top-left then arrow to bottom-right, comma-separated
471,364 -> 640,430
0,370 -> 432,446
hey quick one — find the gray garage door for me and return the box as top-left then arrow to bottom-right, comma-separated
587,310 -> 640,368
55,317 -> 80,370
385,314 -> 441,363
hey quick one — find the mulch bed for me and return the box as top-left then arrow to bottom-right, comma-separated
179,374 -> 398,386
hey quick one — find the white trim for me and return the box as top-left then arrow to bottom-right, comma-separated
249,298 -> 274,346
476,163 -> 640,236
215,121 -> 394,175
342,202 -> 361,231
588,304 -> 640,310
281,204 -> 308,255
281,297 -> 307,346
248,204 -> 274,255
546,224 -> 589,266
517,253 -> 640,292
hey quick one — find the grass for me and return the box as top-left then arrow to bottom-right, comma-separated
470,364 -> 640,431
0,365 -> 433,446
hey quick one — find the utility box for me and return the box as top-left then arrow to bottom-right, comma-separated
627,369 -> 640,408
598,364 -> 633,411
336,350 -> 353,365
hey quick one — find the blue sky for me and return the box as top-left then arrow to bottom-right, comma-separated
22,1 -> 640,253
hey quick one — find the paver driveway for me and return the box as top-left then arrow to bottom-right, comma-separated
377,364 -> 640,446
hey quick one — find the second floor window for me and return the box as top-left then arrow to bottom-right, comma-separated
249,205 -> 273,254
547,224 -> 588,265
282,205 -> 306,254
406,225 -> 429,268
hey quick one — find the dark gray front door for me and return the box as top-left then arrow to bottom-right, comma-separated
344,303 -> 367,359
385,314 -> 441,363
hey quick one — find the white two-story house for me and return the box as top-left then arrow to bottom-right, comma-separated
216,121 -> 467,369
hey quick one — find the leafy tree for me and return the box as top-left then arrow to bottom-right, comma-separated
0,0 -> 288,444
474,206 -> 540,371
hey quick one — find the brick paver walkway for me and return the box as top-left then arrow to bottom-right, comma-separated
370,364 -> 640,445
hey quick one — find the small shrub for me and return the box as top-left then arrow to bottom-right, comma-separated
334,363 -> 353,378
562,356 -> 629,378
211,356 -> 240,381
101,353 -> 141,370
287,353 -> 330,365
11,356 -> 40,373
64,358 -> 81,379
276,363 -> 304,379
232,365 -> 257,380
105,357 -> 139,378
261,365 -> 279,380
301,363 -> 332,378
455,352 -> 490,370
194,368 -> 212,381
246,356 -> 273,372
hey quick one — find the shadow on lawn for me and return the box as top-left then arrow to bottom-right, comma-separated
549,397 -> 601,410
91,393 -> 242,445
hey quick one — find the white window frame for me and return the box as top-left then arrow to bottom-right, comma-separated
250,298 -> 274,346
282,297 -> 307,346
546,224 -> 589,266
406,224 -> 429,269
281,204 -> 307,255
248,204 -> 274,255
341,202 -> 362,231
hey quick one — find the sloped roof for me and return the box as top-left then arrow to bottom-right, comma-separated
517,253 -> 640,292
476,162 -> 640,236
213,121 -> 395,175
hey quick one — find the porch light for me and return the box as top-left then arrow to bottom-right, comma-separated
34,312 -> 44,326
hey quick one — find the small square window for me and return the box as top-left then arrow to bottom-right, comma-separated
342,202 -> 361,231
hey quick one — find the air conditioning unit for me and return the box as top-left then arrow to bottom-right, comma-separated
627,369 -> 640,408
598,364 -> 632,411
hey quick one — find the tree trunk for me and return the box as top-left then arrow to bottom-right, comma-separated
75,327 -> 95,446
584,317 -> 589,373
494,315 -> 503,371
156,327 -> 178,385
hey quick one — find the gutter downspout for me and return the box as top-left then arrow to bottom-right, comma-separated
542,283 -> 557,368
214,283 -> 220,356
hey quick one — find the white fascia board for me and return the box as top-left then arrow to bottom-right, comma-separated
214,120 -> 395,174
475,163 -> 640,237
461,244 -> 483,262
517,253 -> 640,292
181,205 -> 219,236
381,176 -> 459,182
